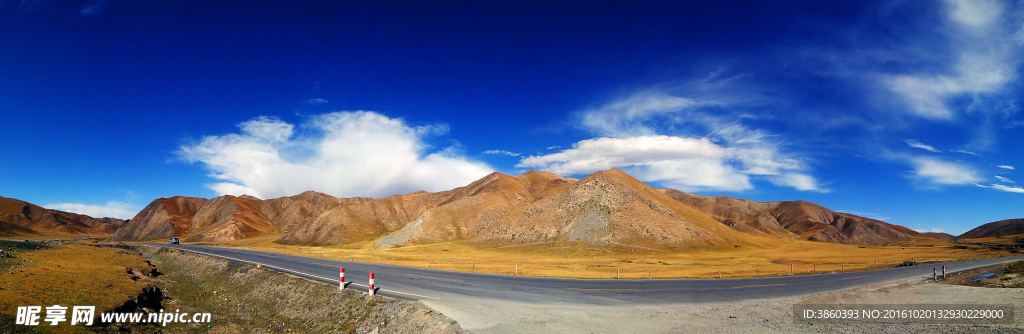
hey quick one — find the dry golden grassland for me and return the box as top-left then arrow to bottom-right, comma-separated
214,236 -> 1016,279
0,240 -> 155,333
957,234 -> 1024,246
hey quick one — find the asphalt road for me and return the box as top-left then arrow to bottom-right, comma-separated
143,243 -> 1024,306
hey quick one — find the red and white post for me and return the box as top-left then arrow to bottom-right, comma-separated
340,267 -> 345,290
369,272 -> 376,296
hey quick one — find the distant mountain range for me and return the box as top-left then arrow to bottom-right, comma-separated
0,196 -> 126,237
104,169 -> 930,248
956,219 -> 1024,240
922,232 -> 956,240
4,170 -> 1021,248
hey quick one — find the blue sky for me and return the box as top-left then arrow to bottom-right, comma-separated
1,0 -> 1021,235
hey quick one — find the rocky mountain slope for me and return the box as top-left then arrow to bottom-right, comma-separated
0,196 -> 126,237
661,191 -> 925,245
956,218 -> 1024,240
110,169 -> 929,247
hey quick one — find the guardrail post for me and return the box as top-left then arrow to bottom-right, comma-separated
369,272 -> 375,296
340,267 -> 345,290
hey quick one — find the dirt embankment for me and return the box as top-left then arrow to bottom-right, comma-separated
937,260 -> 1024,288
140,246 -> 464,333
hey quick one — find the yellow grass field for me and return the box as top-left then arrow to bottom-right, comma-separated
956,234 -> 1024,246
208,234 -> 1015,279
0,240 -> 155,332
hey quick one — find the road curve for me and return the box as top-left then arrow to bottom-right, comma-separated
142,243 -> 1024,306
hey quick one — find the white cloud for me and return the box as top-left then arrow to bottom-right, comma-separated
525,92 -> 826,192
904,139 -> 941,152
520,136 -> 751,191
45,201 -> 138,220
914,227 -> 946,233
998,165 -> 1015,169
882,0 -> 1022,120
907,156 -> 983,185
178,111 -> 494,199
79,0 -> 107,17
995,175 -> 1014,183
579,92 -> 710,137
767,173 -> 825,192
546,145 -> 561,150
975,183 -> 1024,193
483,150 -> 521,157
951,149 -> 979,155
305,98 -> 329,105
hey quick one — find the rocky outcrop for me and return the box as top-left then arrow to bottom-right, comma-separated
470,169 -> 738,249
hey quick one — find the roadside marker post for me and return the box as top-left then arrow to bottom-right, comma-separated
933,267 -> 937,281
790,264 -> 793,275
369,272 -> 375,296
515,264 -> 518,276
942,265 -> 945,278
340,267 -> 345,290
617,267 -> 620,279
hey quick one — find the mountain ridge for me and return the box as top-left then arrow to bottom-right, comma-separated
106,169 -> 931,248
0,196 -> 127,237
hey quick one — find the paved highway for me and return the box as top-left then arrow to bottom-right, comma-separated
143,243 -> 1024,306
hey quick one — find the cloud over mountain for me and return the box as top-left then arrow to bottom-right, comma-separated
521,91 -> 825,193
178,112 -> 494,199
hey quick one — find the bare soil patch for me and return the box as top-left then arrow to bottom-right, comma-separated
937,260 -> 1024,288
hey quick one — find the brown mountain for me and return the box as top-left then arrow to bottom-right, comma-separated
922,232 -> 955,240
112,169 -> 924,247
661,191 -> 924,245
469,169 -> 746,249
0,196 -> 127,237
109,196 -> 207,241
956,218 -> 1024,240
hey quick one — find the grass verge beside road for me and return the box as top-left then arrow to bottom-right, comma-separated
0,239 -> 463,333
